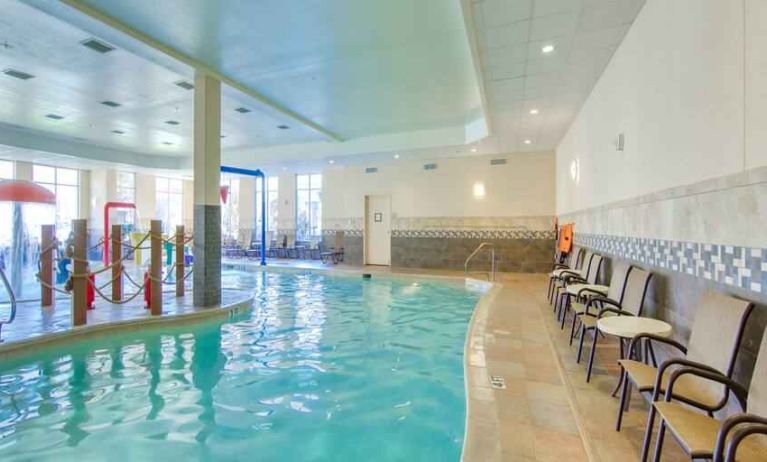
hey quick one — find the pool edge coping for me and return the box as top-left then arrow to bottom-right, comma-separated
0,292 -> 254,360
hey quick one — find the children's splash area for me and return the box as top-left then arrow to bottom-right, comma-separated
0,180 -> 252,348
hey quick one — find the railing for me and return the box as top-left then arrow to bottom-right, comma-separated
0,266 -> 17,342
464,242 -> 497,282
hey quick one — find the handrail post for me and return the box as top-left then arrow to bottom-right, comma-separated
41,224 -> 55,307
111,224 -> 122,302
72,219 -> 87,326
175,225 -> 184,297
150,220 -> 162,315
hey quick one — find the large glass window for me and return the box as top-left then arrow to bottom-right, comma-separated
155,177 -> 183,233
115,171 -> 135,203
256,177 -> 278,236
221,174 -> 240,241
33,165 -> 80,240
296,174 -> 322,240
0,161 -> 13,247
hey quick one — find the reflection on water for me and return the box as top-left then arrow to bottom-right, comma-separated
0,271 -> 480,461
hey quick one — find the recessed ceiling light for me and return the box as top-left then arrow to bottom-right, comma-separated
45,114 -> 64,120
524,139 -> 532,145
162,141 -> 173,146
394,154 -> 400,159
542,44 -> 555,54
529,108 -> 539,115
100,100 -> 121,108
80,38 -> 115,54
111,130 -> 125,135
2,68 -> 34,80
220,135 -> 226,139
175,80 -> 194,90
165,120 -> 179,125
328,159 -> 335,164
235,107 -> 251,114
277,124 -> 290,130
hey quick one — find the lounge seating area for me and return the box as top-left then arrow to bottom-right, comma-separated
221,231 -> 345,264
542,240 -> 766,461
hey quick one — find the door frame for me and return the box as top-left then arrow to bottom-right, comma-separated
363,194 -> 391,266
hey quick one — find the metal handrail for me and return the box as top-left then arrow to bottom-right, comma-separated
0,266 -> 17,341
464,242 -> 497,282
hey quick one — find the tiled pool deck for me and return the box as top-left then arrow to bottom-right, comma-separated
0,261 -> 688,461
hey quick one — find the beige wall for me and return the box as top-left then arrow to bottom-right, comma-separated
323,152 -> 555,231
557,0 -> 767,219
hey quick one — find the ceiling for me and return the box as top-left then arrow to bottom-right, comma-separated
0,0 -> 646,170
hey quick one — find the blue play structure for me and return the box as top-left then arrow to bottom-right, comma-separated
220,166 -> 267,266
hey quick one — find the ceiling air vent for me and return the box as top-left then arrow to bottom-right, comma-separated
80,38 -> 115,54
175,80 -> 194,90
277,124 -> 290,130
365,167 -> 378,174
490,159 -> 507,166
2,68 -> 34,80
165,120 -> 179,125
423,163 -> 438,171
235,107 -> 251,114
45,114 -> 64,120
111,130 -> 125,135
100,100 -> 121,108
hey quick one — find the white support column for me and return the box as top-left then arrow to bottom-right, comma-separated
193,73 -> 222,307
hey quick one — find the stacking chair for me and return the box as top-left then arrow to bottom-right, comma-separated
577,266 -> 653,383
568,260 -> 633,345
320,231 -> 345,264
613,292 -> 754,461
554,253 -> 604,328
549,249 -> 592,308
650,328 -> 767,461
547,247 -> 586,303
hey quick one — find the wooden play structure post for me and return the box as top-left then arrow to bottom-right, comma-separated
150,220 -> 162,315
72,219 -> 87,326
176,225 -> 184,297
111,224 -> 122,302
40,224 -> 55,307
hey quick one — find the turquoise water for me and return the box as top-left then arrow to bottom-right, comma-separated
0,271 -> 481,461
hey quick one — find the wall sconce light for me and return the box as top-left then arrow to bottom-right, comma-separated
473,182 -> 486,199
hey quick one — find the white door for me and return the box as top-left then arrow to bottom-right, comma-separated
365,195 -> 391,265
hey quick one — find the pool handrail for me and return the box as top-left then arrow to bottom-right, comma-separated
0,266 -> 17,341
464,242 -> 497,282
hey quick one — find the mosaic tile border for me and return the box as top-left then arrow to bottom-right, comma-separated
575,233 -> 766,294
323,229 -> 555,240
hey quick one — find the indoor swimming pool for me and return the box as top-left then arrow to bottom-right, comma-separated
0,270 -> 483,461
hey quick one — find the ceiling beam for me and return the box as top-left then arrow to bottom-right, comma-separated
59,0 -> 344,142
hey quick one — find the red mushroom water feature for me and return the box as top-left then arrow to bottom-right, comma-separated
0,180 -> 56,298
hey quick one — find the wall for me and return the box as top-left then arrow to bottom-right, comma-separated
556,0 -> 766,388
322,152 -> 556,270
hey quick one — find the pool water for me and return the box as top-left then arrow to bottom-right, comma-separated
0,271 -> 482,461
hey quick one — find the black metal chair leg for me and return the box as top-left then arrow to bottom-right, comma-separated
569,313 -> 579,345
616,374 -> 629,431
586,327 -> 598,382
639,405 -> 658,462
576,325 -> 586,363
652,420 -> 666,462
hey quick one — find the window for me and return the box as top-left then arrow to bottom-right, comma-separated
0,161 -> 13,246
256,177 -> 278,235
155,177 -> 183,233
115,171 -> 135,203
221,174 -> 240,241
296,174 -> 322,240
33,165 -> 80,240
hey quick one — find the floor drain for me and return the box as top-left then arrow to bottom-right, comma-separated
489,375 -> 506,389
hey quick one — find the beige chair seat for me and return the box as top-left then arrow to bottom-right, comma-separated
654,402 -> 767,461
618,359 -> 725,409
551,267 -> 585,278
566,283 -> 608,296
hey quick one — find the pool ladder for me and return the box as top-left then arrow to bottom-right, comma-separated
0,267 -> 17,342
464,242 -> 497,282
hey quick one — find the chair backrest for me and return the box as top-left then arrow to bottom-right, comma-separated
574,248 -> 587,270
606,261 -> 632,303
286,234 -> 295,248
619,267 -> 652,316
748,330 -> 767,415
686,292 -> 754,405
334,231 -> 344,250
584,254 -> 603,284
